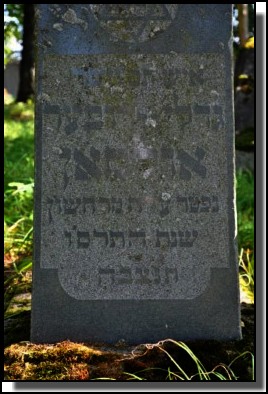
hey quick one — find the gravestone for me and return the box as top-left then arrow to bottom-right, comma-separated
32,4 -> 241,344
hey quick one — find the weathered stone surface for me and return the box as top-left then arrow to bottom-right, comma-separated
32,4 -> 241,343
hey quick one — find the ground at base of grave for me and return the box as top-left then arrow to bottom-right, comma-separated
4,302 -> 254,381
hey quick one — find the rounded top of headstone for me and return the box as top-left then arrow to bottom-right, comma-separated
89,4 -> 178,43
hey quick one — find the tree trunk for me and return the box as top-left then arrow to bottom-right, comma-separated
16,4 -> 35,103
237,4 -> 249,48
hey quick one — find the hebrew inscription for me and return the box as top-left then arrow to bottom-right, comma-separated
63,228 -> 198,249
39,50 -> 230,300
32,4 -> 241,345
45,194 -> 220,224
89,4 -> 178,43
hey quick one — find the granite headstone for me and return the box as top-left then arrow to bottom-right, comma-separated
31,4 -> 241,343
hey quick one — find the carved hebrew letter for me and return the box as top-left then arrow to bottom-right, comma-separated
46,197 -> 54,224
161,145 -> 176,176
151,267 -> 161,284
93,229 -> 108,246
103,105 -> 116,127
188,196 -> 200,213
156,230 -> 170,247
128,197 -> 143,213
192,103 -> 210,127
161,145 -> 174,160
177,146 -> 206,180
188,69 -> 204,86
43,103 -> 61,114
140,63 -> 157,85
64,231 -> 73,247
134,268 -> 151,285
82,197 -> 96,213
161,146 -> 174,159
99,198 -> 111,213
46,196 -> 62,223
74,148 -> 102,181
104,147 -> 125,180
84,105 -> 103,130
64,116 -> 78,135
134,267 -> 161,285
165,267 -> 178,284
129,230 -> 146,247
159,200 -> 171,217
178,230 -> 198,247
170,231 -> 177,247
111,198 -> 123,214
199,196 -> 211,212
176,105 -> 192,130
193,104 -> 210,115
58,147 -> 72,190
77,231 -> 90,249
109,231 -> 125,248
211,105 -> 224,131
63,198 -> 81,214
117,267 -> 133,285
211,196 -> 219,212
177,195 -> 189,212
161,68 -> 176,88
98,268 -> 115,286
71,66 -> 104,88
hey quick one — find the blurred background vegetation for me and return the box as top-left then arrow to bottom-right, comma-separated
4,5 -> 255,318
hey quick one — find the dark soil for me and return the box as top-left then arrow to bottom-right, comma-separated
4,302 -> 254,381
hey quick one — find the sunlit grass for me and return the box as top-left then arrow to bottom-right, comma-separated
236,169 -> 254,303
4,99 -> 34,316
239,248 -> 254,303
4,100 -> 34,257
119,340 -> 254,381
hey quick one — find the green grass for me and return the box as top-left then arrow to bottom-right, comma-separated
4,98 -> 34,315
239,248 -> 254,303
235,169 -> 254,302
236,169 -> 254,251
4,99 -> 34,256
121,340 -> 254,381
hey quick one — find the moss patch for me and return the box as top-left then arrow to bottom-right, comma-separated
4,341 -> 120,381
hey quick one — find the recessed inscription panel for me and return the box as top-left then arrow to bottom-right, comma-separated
39,53 -> 229,299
